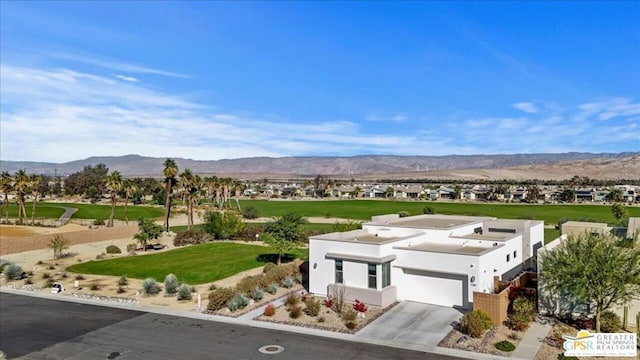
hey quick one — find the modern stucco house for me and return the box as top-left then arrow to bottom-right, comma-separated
309,214 -> 544,309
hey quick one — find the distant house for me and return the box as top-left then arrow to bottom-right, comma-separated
309,214 -> 544,308
576,188 -> 595,202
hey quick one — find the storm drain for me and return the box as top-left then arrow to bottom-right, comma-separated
258,345 -> 285,355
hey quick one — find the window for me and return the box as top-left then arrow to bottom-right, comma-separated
513,250 -> 517,259
506,254 -> 511,262
368,263 -> 377,289
382,262 -> 391,288
335,260 -> 343,284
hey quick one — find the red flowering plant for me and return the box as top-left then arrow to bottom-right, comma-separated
353,299 -> 368,313
323,298 -> 334,308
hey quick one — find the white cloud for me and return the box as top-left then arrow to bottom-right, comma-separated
512,102 -> 539,114
365,112 -> 408,122
51,51 -> 190,78
114,74 -> 139,82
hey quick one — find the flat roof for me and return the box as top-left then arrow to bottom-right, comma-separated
454,232 -> 515,242
397,242 -> 494,255
372,214 -> 492,230
562,221 -> 608,228
310,229 -> 418,245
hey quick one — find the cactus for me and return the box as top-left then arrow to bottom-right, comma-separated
231,293 -> 249,308
164,274 -> 178,295
142,278 -> 160,295
250,286 -> 264,301
282,276 -> 295,289
267,283 -> 278,294
2,264 -> 23,280
177,283 -> 192,300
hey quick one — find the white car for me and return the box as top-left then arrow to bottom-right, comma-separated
51,282 -> 65,294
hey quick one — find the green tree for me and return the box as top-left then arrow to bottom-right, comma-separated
29,174 -> 42,225
264,212 -> 308,243
48,234 -> 70,260
202,210 -> 245,239
133,217 -> 163,251
122,179 -> 137,224
261,232 -> 296,265
162,159 -> 179,231
611,203 -> 627,224
1,171 -> 13,223
539,232 -> 640,332
13,170 -> 29,224
106,171 -> 123,227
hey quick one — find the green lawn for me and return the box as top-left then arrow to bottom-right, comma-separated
544,228 -> 561,244
3,202 -> 163,221
239,200 -> 640,225
67,242 -> 308,284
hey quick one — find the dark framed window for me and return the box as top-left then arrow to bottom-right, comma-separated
513,250 -> 517,259
382,262 -> 391,288
335,260 -> 343,284
368,263 -> 377,289
506,254 -> 511,262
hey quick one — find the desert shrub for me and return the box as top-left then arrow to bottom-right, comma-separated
227,299 -> 239,312
304,297 -> 321,317
173,229 -> 213,246
242,206 -> 260,219
118,276 -> 128,286
164,274 -> 179,295
126,243 -> 137,253
263,262 -> 277,274
557,353 -> 579,360
263,303 -> 276,316
330,284 -> 346,314
317,316 -> 325,323
398,211 -> 410,218
61,272 -> 68,278
47,265 -> 55,270
93,219 -> 105,226
265,265 -> 292,284
90,281 -> 100,290
508,331 -> 520,340
423,206 -> 435,214
75,274 -> 85,280
231,294 -> 249,309
285,293 -> 301,308
208,287 -> 236,311
250,287 -> 264,301
323,298 -> 334,308
289,305 -> 302,319
282,276 -> 295,289
495,340 -> 516,352
208,283 -> 217,291
267,283 -> 278,295
36,260 -> 44,265
236,274 -> 267,295
142,278 -> 161,295
117,286 -> 126,294
105,245 -> 121,254
3,264 -> 23,280
295,273 -> 303,284
24,277 -> 33,285
600,311 -> 621,333
459,310 -> 493,338
177,284 -> 192,300
202,210 -> 245,240
506,297 -> 536,330
341,305 -> 357,322
344,321 -> 358,330
42,272 -> 50,279
45,278 -> 54,287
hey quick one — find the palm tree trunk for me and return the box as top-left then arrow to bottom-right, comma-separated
124,194 -> 129,225
3,193 -> 9,223
31,192 -> 38,226
164,183 -> 172,232
18,195 -> 25,224
108,195 -> 116,227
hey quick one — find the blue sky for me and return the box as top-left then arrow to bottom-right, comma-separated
1,1 -> 638,162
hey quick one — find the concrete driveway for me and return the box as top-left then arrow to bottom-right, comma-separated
355,301 -> 464,350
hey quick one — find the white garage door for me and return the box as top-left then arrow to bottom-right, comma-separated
398,269 -> 466,308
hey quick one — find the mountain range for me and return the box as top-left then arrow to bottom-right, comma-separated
1,152 -> 638,180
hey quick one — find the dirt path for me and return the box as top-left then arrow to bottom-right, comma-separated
0,225 -> 139,255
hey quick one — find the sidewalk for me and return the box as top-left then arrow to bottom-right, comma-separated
512,321 -> 552,360
0,287 -> 546,360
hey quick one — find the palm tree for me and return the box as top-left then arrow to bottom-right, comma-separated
233,180 -> 243,211
526,184 -> 541,203
122,178 -> 137,225
106,171 -> 123,227
179,169 -> 194,230
13,170 -> 29,224
29,174 -> 42,226
163,159 -> 179,231
0,172 -> 13,223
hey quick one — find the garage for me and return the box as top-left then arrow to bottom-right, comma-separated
395,268 -> 469,308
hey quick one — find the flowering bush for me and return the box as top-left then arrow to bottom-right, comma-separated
353,299 -> 368,313
323,298 -> 334,308
264,303 -> 276,316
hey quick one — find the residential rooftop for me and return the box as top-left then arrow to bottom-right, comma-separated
369,214 -> 494,229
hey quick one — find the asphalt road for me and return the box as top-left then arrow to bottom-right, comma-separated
0,293 -> 467,360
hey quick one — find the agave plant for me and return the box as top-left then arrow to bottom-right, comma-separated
177,283 -> 192,300
164,274 -> 178,295
2,264 -> 23,281
142,278 -> 160,295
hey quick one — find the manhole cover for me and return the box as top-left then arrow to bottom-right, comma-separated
258,345 -> 285,354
